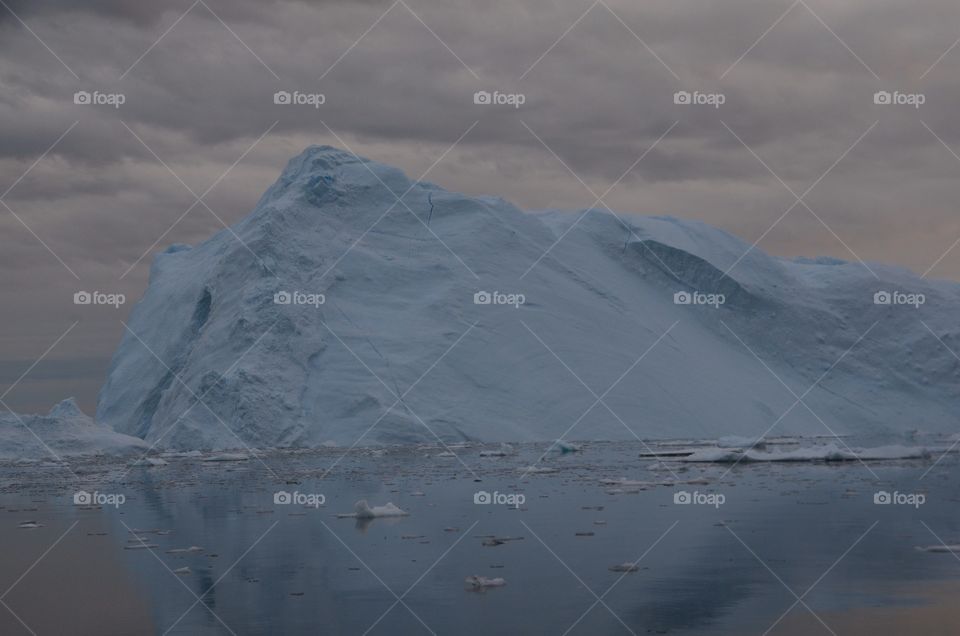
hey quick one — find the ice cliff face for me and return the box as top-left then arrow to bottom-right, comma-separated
96,146 -> 960,450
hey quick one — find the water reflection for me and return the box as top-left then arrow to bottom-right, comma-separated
0,443 -> 958,634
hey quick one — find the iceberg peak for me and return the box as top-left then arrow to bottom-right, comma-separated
48,397 -> 85,419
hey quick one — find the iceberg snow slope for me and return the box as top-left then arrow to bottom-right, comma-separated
0,399 -> 147,459
97,146 -> 960,450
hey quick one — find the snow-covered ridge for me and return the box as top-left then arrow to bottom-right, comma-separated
86,145 -> 960,450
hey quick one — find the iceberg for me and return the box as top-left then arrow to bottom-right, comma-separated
86,145 -> 960,450
0,399 -> 147,460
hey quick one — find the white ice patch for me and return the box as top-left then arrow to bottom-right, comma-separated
339,500 -> 409,519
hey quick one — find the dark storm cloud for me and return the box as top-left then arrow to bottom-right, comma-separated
2,0 -> 960,411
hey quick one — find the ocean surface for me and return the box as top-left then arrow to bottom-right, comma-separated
1,439 -> 959,635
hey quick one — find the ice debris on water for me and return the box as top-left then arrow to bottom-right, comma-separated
480,443 -> 516,457
337,500 -> 409,519
680,443 -> 930,463
465,575 -> 506,589
201,452 -> 250,462
130,457 -> 168,467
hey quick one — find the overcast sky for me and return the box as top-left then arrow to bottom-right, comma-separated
2,0 -> 960,412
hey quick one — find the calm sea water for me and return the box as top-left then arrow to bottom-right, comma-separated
1,440 -> 959,635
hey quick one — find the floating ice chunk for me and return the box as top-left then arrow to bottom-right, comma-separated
161,450 -> 203,459
554,440 -> 581,453
518,465 -> 557,474
678,449 -> 744,463
608,563 -> 639,572
465,575 -> 506,588
600,477 -> 708,487
339,500 -> 409,519
680,443 -> 931,463
202,452 -> 250,462
480,443 -> 516,457
481,536 -> 524,547
600,478 -> 658,487
130,457 -> 168,467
